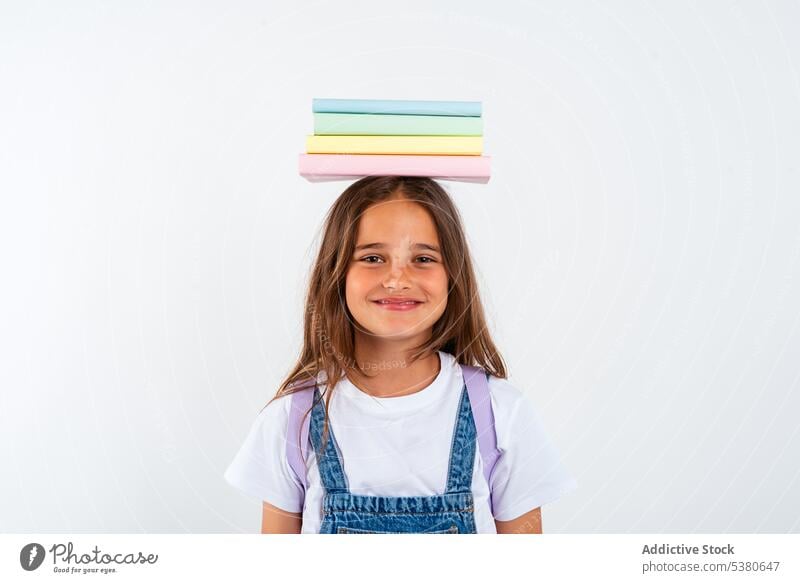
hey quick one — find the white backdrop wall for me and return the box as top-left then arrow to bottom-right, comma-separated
1,0 -> 799,533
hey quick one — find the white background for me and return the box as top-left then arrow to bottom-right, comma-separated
1,0 -> 798,533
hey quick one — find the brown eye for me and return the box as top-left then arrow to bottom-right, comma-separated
362,255 -> 382,263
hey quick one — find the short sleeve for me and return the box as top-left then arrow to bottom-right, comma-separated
488,382 -> 578,521
223,397 -> 305,513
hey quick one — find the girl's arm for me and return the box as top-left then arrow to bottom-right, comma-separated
494,506 -> 542,534
260,501 -> 302,534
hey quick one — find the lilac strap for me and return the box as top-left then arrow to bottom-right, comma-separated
286,384 -> 315,493
462,364 -> 500,513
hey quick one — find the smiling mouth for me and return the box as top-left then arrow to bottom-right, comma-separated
372,300 -> 424,310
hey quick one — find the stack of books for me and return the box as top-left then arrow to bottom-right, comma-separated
298,98 -> 490,183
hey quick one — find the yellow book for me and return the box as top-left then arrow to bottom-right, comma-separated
305,135 -> 482,155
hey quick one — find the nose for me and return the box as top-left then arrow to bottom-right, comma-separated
382,257 -> 412,290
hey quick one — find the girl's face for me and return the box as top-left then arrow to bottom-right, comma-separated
345,198 -> 448,343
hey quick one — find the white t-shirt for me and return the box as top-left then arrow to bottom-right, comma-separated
224,351 -> 577,533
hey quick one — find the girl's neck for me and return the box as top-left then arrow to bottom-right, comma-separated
347,338 -> 441,398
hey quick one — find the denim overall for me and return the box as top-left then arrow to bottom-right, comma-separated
311,382 -> 477,533
286,364 -> 500,534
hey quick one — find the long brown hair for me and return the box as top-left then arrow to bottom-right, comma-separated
270,176 -> 507,456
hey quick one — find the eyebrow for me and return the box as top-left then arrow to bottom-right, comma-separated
354,242 -> 441,253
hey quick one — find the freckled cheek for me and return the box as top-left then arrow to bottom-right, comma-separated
421,270 -> 449,304
345,269 -> 375,303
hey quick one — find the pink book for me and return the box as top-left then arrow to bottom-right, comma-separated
298,154 -> 491,183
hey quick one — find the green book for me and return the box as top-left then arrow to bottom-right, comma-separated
313,112 -> 482,136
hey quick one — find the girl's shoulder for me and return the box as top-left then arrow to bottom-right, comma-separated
484,373 -> 528,407
256,377 -> 319,422
484,373 -> 524,400
251,372 -> 326,434
249,394 -> 292,439
482,373 -> 547,432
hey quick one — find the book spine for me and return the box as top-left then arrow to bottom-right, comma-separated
313,113 -> 483,136
312,98 -> 481,117
298,154 -> 491,183
305,135 -> 482,155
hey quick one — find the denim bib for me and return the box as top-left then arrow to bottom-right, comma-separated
309,379 -> 479,534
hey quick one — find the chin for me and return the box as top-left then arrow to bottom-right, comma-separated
361,321 -> 426,340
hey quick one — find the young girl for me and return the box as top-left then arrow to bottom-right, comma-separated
225,176 -> 576,534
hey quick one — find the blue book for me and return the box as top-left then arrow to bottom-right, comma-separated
312,98 -> 481,117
